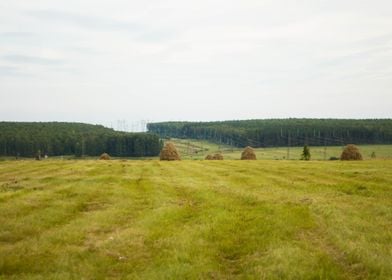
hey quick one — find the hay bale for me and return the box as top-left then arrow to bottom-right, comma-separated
241,146 -> 256,160
212,153 -> 224,160
341,144 -> 363,160
160,142 -> 181,161
99,153 -> 111,160
205,154 -> 214,160
205,153 -> 224,160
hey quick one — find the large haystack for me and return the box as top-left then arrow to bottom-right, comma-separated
205,153 -> 224,160
99,153 -> 111,160
341,144 -> 363,160
160,142 -> 181,161
241,146 -> 256,160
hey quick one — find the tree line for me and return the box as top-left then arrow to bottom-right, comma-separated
147,119 -> 392,147
0,122 -> 162,157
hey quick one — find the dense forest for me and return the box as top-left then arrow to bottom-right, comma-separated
148,119 -> 392,147
0,122 -> 161,157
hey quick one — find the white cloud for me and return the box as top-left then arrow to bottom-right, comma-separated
0,0 -> 391,124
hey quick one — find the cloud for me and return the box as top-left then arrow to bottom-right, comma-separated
26,9 -> 141,31
2,54 -> 63,65
0,1 -> 391,122
0,32 -> 42,47
24,9 -> 175,43
0,66 -> 20,76
0,32 -> 35,38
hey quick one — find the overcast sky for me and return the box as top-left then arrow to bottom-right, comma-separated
1,0 -> 391,127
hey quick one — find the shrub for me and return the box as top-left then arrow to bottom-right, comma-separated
329,156 -> 340,161
35,150 -> 41,161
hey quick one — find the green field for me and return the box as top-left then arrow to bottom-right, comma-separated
0,159 -> 391,279
170,139 -> 392,160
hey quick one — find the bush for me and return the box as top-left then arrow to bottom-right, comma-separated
35,150 -> 41,161
329,156 -> 340,161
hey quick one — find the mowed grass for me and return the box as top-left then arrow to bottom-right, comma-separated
0,160 -> 391,279
220,145 -> 392,161
170,139 -> 392,160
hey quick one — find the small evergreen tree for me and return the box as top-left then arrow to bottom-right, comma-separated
371,151 -> 376,158
301,145 -> 311,160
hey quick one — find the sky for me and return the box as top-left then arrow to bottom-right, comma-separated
1,0 -> 391,128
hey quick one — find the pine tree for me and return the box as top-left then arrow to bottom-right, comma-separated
301,145 -> 311,160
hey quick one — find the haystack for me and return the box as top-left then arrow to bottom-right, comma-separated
205,153 -> 224,160
160,142 -> 180,161
341,144 -> 362,160
241,146 -> 256,160
99,153 -> 111,160
212,153 -> 224,160
205,154 -> 214,160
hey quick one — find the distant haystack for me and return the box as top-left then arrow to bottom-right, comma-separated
160,142 -> 181,161
212,153 -> 224,160
241,146 -> 256,160
205,153 -> 224,160
341,144 -> 363,161
99,153 -> 111,160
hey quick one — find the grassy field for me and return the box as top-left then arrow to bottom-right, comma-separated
170,139 -> 392,160
0,159 -> 391,279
